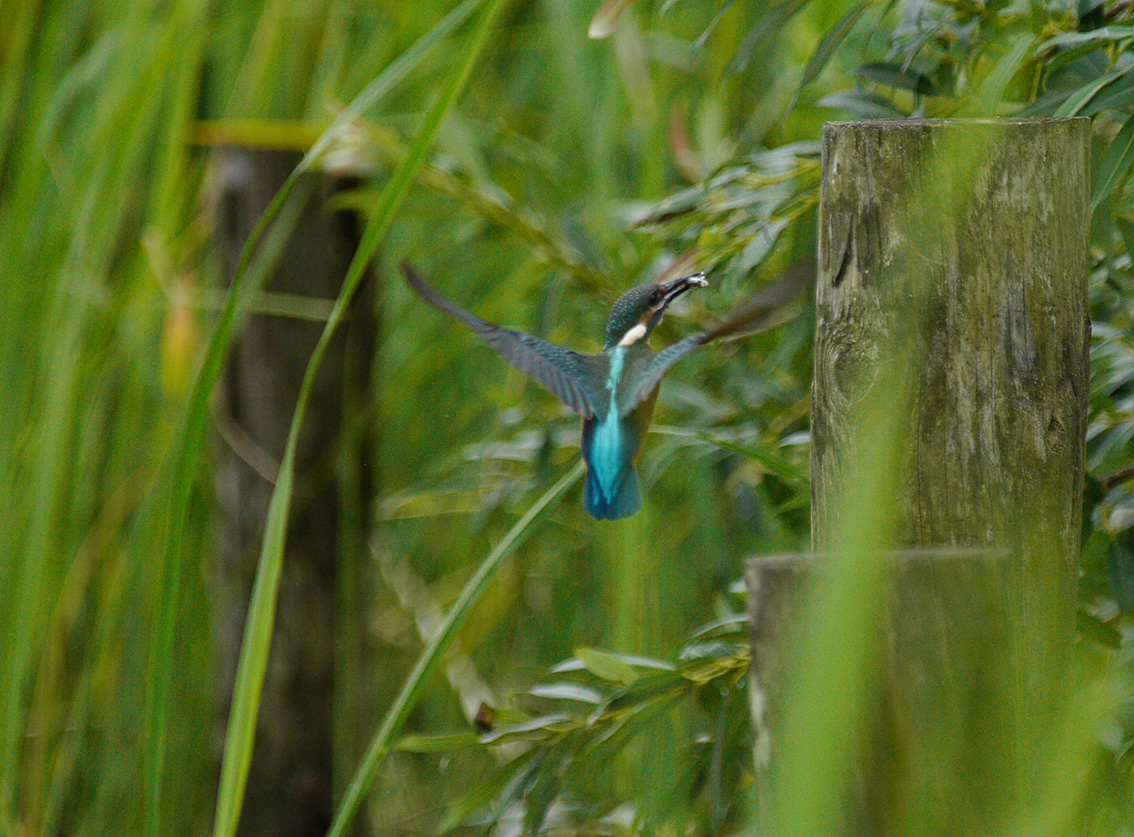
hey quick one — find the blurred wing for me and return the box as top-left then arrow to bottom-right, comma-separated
620,263 -> 810,416
403,263 -> 605,419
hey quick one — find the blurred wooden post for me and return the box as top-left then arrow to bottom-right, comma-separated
748,119 -> 1090,834
213,149 -> 377,836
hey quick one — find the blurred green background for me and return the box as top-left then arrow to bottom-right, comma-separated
3,0 -> 1134,833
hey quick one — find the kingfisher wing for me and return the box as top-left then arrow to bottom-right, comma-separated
619,266 -> 809,416
616,334 -> 704,418
403,263 -> 605,419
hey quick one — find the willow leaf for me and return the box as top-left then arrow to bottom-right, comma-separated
327,461 -> 583,837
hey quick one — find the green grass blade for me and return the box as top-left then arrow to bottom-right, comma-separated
798,2 -> 870,90
141,2 -> 487,833
772,395 -> 907,836
1,0 -> 207,821
1092,115 -> 1134,213
960,33 -> 1035,116
327,461 -> 585,837
1053,65 -> 1125,118
211,1 -> 510,834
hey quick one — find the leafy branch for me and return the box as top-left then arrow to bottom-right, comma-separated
402,615 -> 753,834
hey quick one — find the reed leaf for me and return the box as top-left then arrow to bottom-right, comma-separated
327,461 -> 584,837
142,1 -> 488,833
211,1 -> 509,834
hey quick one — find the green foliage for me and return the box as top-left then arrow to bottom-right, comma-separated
328,461 -> 583,836
403,614 -> 751,834
3,0 -> 1134,834
213,3 -> 512,833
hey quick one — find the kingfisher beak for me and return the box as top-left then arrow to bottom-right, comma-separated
657,272 -> 708,308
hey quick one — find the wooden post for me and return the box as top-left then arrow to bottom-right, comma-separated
749,119 -> 1090,833
812,118 -> 1089,577
212,149 -> 377,836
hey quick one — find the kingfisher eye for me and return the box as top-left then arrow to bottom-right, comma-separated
649,288 -> 664,305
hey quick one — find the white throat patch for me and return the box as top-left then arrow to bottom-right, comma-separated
617,322 -> 648,347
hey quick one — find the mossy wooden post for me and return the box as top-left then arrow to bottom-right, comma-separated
749,119 -> 1090,834
213,148 -> 377,836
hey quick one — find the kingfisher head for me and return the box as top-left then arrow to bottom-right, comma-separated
603,272 -> 708,350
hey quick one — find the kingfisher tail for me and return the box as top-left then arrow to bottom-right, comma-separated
584,466 -> 641,520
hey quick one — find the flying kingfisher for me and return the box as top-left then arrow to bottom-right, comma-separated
402,262 -> 803,520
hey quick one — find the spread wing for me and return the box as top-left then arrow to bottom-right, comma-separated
403,263 -> 606,419
620,263 -> 810,416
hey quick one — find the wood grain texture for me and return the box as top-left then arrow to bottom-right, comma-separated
811,123 -> 1091,768
213,149 -> 377,837
750,119 -> 1090,834
812,118 -> 1090,620
747,550 -> 1015,836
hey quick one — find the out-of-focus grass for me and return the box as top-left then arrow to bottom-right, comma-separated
0,0 -> 215,831
212,2 -> 511,833
10,0 -> 1132,833
0,0 -> 816,831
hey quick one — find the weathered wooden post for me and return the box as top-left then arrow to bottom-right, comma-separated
748,118 -> 1090,834
213,148 -> 377,835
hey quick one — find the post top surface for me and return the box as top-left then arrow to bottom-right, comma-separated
823,116 -> 1089,133
745,549 -> 1012,571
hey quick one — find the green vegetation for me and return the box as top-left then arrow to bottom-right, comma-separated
2,0 -> 1133,833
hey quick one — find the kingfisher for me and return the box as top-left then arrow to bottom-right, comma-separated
402,262 -> 803,520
